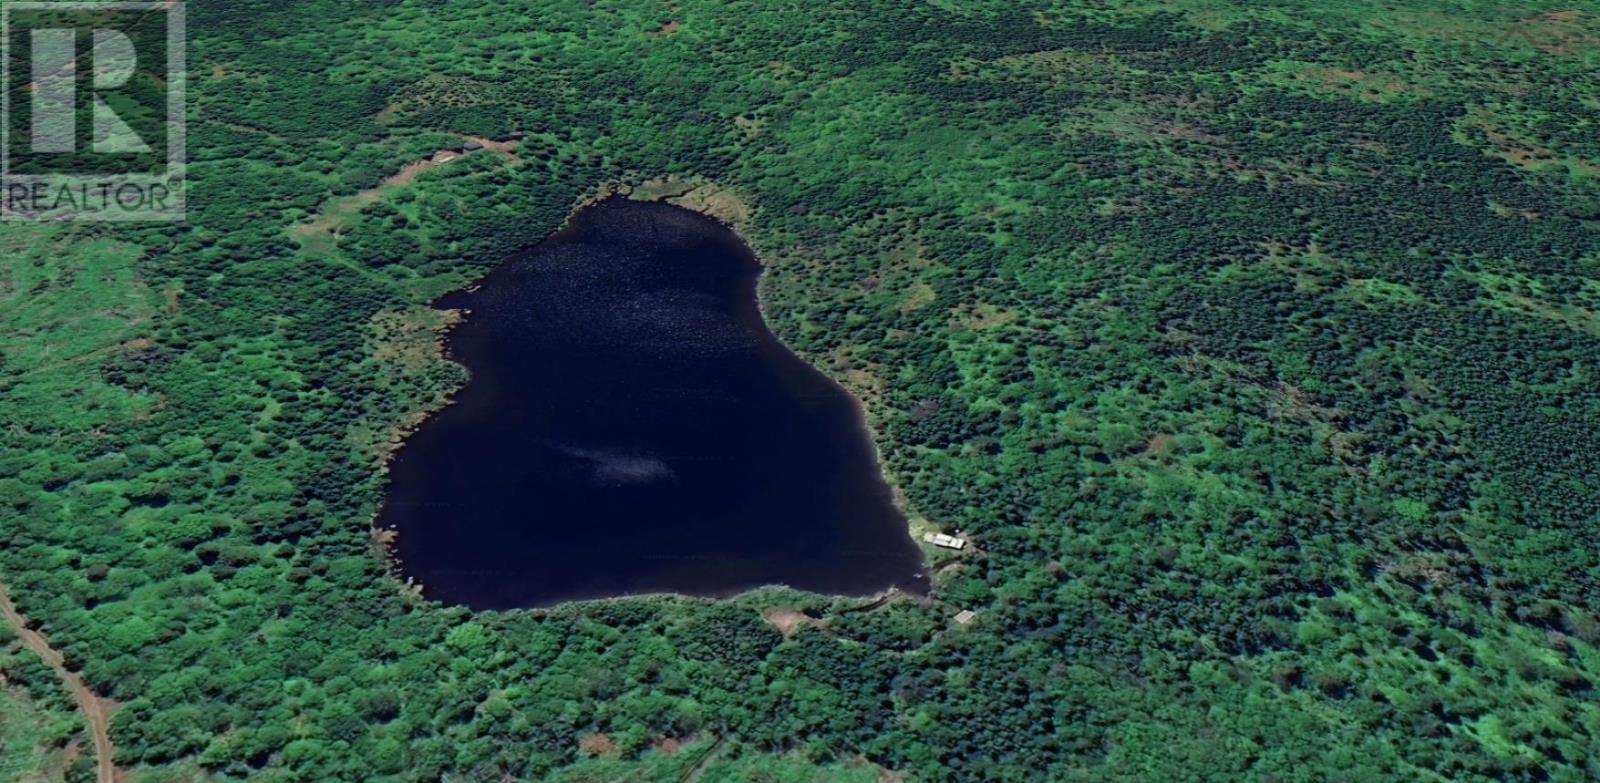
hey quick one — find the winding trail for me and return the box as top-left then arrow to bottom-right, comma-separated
681,736 -> 726,783
289,133 -> 521,257
0,584 -> 118,783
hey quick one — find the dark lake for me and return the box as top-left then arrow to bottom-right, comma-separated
381,197 -> 927,609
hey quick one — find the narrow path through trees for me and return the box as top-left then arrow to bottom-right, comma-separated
0,584 -> 118,783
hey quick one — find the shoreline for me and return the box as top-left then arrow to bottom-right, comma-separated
367,179 -> 932,614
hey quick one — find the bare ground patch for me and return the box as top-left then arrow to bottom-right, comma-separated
761,607 -> 822,637
578,733 -> 618,758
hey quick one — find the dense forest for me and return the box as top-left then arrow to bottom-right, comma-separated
2,0 -> 1599,780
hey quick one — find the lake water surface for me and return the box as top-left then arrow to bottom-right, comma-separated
381,198 -> 927,609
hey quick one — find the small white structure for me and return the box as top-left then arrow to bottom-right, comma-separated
923,532 -> 967,550
953,609 -> 977,626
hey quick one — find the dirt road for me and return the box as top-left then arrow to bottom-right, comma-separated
0,585 -> 117,783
